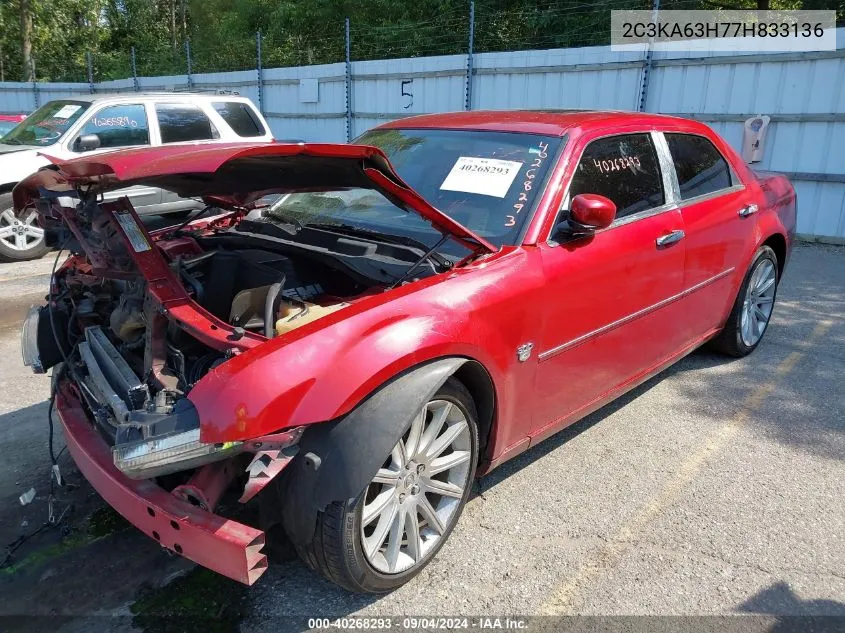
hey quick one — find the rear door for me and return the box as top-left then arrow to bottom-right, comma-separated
531,131 -> 688,441
153,103 -> 222,210
661,132 -> 758,339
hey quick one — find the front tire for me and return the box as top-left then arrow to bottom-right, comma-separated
711,245 -> 779,357
0,193 -> 49,262
298,378 -> 479,593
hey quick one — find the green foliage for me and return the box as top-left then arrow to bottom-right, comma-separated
0,0 -> 842,83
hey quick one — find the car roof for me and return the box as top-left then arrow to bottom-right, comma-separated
377,109 -> 710,137
51,92 -> 252,105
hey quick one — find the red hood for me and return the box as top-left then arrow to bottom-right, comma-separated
13,142 -> 496,254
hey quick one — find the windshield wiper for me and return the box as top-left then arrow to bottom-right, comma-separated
305,222 -> 450,269
0,139 -> 22,145
388,233 -> 451,289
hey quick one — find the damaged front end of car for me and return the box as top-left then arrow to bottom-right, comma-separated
16,142 -> 494,585
18,192 -> 307,582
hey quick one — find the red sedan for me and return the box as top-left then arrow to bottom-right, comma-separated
16,110 -> 795,592
0,113 -> 26,138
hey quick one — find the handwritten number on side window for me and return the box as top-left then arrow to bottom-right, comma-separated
592,155 -> 640,174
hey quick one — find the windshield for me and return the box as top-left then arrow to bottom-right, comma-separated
0,101 -> 87,146
263,128 -> 562,253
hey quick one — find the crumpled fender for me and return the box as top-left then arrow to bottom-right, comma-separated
277,357 -> 466,545
187,263 -> 511,446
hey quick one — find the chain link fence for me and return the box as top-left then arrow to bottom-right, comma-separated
3,0 -> 845,85
44,0 -> 688,86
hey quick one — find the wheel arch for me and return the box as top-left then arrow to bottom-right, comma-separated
276,355 -> 494,546
762,232 -> 787,276
451,359 -> 497,466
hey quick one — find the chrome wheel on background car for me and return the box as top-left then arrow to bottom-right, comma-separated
0,195 -> 49,261
740,258 -> 777,347
361,398 -> 472,574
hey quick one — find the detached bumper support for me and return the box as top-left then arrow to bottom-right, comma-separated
56,383 -> 268,585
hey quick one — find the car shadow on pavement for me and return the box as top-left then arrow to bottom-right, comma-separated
738,581 -> 845,632
477,356 -> 682,495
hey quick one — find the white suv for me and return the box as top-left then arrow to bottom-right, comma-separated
0,92 -> 273,261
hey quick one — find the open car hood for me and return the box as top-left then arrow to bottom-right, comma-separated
13,142 -> 496,254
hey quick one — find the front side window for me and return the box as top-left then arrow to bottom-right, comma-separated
665,133 -> 732,200
568,133 -> 665,218
212,101 -> 265,137
76,104 -> 149,149
156,104 -> 219,143
0,100 -> 87,147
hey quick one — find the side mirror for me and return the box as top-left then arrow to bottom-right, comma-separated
568,193 -> 617,233
74,134 -> 101,152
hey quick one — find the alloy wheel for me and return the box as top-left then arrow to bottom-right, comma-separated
360,398 -> 472,574
740,258 -> 777,347
0,208 -> 44,253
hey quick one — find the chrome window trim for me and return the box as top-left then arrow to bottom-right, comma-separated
676,183 -> 746,208
537,267 -> 735,362
604,200 -> 677,229
546,129 -> 671,245
652,131 -> 680,205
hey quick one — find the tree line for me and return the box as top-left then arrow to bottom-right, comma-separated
1,0 -> 842,83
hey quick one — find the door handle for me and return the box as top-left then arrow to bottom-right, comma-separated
656,229 -> 685,247
738,204 -> 758,217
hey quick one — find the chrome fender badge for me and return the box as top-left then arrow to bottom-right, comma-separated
516,343 -> 534,362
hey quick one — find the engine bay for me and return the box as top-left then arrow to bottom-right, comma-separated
34,196 -> 410,460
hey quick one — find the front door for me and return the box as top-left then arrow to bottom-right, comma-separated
531,132 -> 688,441
70,103 -> 161,210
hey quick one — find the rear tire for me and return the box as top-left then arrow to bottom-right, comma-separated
711,245 -> 779,358
297,378 -> 479,593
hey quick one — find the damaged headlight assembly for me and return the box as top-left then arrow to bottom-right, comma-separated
112,428 -> 243,479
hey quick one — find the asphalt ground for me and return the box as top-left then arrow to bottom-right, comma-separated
0,237 -> 841,633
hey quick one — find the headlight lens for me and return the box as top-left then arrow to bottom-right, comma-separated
113,428 -> 242,479
21,306 -> 45,374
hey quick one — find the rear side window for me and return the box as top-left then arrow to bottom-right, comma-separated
155,104 -> 219,143
77,104 -> 149,149
665,133 -> 732,200
212,102 -> 265,137
569,133 -> 665,218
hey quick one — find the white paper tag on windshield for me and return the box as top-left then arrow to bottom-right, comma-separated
53,105 -> 82,119
440,157 -> 523,198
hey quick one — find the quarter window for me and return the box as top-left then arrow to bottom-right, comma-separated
665,133 -> 732,200
569,133 -> 664,218
155,104 -> 219,143
76,104 -> 149,149
212,102 -> 265,137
